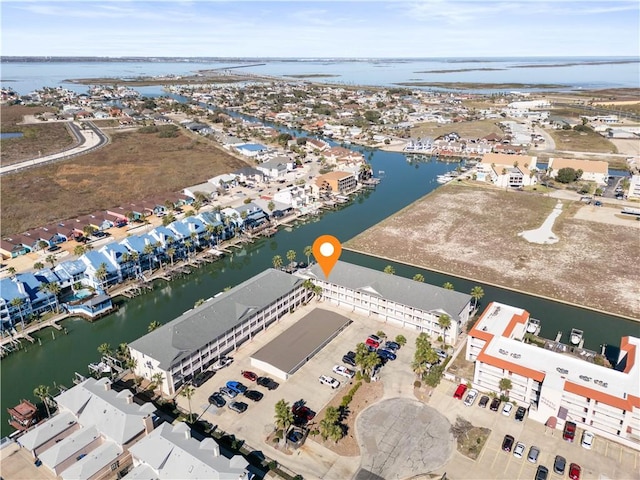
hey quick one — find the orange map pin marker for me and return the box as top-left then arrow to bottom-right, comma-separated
312,235 -> 342,278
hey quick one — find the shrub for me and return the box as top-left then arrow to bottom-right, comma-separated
341,395 -> 352,407
414,380 -> 422,388
139,125 -> 159,134
267,460 -> 278,470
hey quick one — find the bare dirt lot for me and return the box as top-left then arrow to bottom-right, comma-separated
345,183 -> 640,319
0,105 -> 76,165
411,119 -> 504,140
547,128 -> 619,153
1,129 -> 249,235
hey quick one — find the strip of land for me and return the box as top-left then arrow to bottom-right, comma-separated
393,82 -> 565,89
345,183 -> 640,319
414,68 -> 504,74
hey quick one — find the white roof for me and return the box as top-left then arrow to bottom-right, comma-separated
39,425 -> 99,470
18,411 -> 77,451
60,441 -> 122,480
128,422 -> 250,480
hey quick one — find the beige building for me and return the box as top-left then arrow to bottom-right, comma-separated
315,171 -> 357,195
548,157 -> 609,185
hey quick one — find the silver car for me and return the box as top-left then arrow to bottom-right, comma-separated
527,446 -> 540,463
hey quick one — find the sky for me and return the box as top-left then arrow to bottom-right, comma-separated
1,0 -> 639,58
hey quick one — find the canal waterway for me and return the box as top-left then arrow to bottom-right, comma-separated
2,143 -> 640,436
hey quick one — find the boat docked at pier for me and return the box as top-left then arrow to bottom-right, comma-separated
526,318 -> 541,335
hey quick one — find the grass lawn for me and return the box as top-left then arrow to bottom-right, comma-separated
1,105 -> 76,166
1,128 -> 249,236
547,128 -> 618,153
411,119 -> 504,140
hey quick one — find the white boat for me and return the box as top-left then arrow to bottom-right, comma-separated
526,318 -> 541,335
88,362 -> 112,376
436,174 -> 454,184
570,328 -> 584,346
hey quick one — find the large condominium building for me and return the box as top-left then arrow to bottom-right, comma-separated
298,261 -> 472,345
477,152 -> 538,188
128,269 -> 309,395
315,171 -> 357,195
466,302 -> 640,449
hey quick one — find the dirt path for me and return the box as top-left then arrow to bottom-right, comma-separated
345,182 -> 640,319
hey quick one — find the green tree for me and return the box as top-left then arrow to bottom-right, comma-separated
274,399 -> 294,432
45,255 -> 57,269
355,342 -> 380,377
148,320 -> 162,332
166,247 -> 176,267
286,249 -> 297,267
412,273 -> 425,282
151,372 -> 164,392
33,262 -> 44,271
143,243 -> 155,273
556,167 -> 581,183
411,359 -> 428,378
117,343 -> 130,360
95,262 -> 108,289
442,282 -> 454,290
438,314 -> 452,344
180,385 -> 196,423
424,364 -> 444,387
383,265 -> 395,275
33,385 -> 52,418
10,297 -> 26,331
40,282 -> 61,313
499,378 -> 513,396
394,334 -> 407,346
7,267 -> 16,276
268,201 -> 276,212
470,286 -> 485,309
97,342 -> 112,357
303,245 -> 313,265
272,255 -> 283,270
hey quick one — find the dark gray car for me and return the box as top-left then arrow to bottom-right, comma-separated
553,455 -> 566,475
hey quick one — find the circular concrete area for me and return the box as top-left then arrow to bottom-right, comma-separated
355,398 -> 453,480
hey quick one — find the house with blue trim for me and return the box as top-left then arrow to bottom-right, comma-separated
0,273 -> 56,330
53,260 -> 87,290
80,251 -> 121,290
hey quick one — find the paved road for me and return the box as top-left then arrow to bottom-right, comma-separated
0,121 -> 109,175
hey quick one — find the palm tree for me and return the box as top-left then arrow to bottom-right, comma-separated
97,342 -> 112,357
383,265 -> 395,275
438,314 -> 452,344
37,240 -> 49,251
499,378 -> 513,397
470,286 -> 485,309
73,245 -> 86,256
181,385 -> 196,422
184,240 -> 193,260
40,282 -> 61,313
412,273 -> 425,282
394,334 -> 407,347
205,224 -> 215,247
192,200 -> 202,214
7,267 -> 16,276
131,252 -> 141,277
166,247 -> 176,267
45,255 -> 57,269
143,243 -> 155,273
148,320 -> 162,332
272,255 -> 283,270
151,372 -> 165,392
355,342 -> 380,377
286,249 -> 297,268
116,343 -> 130,360
33,385 -> 52,418
274,399 -> 294,432
126,357 -> 141,390
214,225 -> 224,244
268,200 -> 276,212
33,262 -> 45,271
10,297 -> 26,331
95,263 -> 108,290
411,359 -> 428,378
442,282 -> 454,290
303,245 -> 313,265
319,406 -> 341,441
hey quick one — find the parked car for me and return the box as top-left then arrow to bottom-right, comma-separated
332,365 -> 355,378
344,351 -> 356,359
342,354 -> 357,367
242,370 -> 258,381
581,430 -> 594,450
208,392 -> 226,407
368,334 -> 382,344
219,386 -> 237,399
553,455 -> 566,475
47,245 -> 61,252
212,357 -> 233,370
226,381 -> 248,394
478,395 -> 490,408
292,401 -> 316,422
463,389 -> 478,407
535,465 -> 549,480
365,344 -> 378,353
502,403 -> 513,417
228,401 -> 248,413
513,442 -> 525,459
243,390 -> 264,402
490,397 -> 501,411
453,384 -> 467,400
515,406 -> 527,421
502,434 -> 515,452
256,376 -> 279,390
365,338 -> 380,349
568,463 -> 581,480
377,349 -> 397,361
384,341 -> 400,351
563,421 -> 577,442
319,375 -> 340,389
435,349 -> 447,360
191,370 -> 214,387
527,446 -> 540,463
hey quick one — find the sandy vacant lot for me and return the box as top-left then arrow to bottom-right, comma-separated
346,183 -> 640,319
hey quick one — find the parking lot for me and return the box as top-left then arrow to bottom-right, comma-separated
175,300 -> 639,480
427,382 -> 640,480
176,300 -> 421,480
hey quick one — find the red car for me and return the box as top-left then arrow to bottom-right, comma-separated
453,383 -> 467,400
292,402 -> 316,423
569,463 -> 581,480
241,370 -> 258,381
562,421 -> 577,442
365,338 -> 380,349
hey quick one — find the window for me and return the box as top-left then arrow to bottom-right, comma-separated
110,460 -> 120,471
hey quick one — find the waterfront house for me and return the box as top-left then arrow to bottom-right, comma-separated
315,171 -> 357,195
273,185 -> 312,209
17,377 -> 156,479
478,152 -> 538,188
0,273 -> 57,329
466,302 -> 640,450
54,260 -> 87,290
256,158 -> 288,179
80,251 -> 121,289
233,166 -> 264,185
128,269 -> 309,395
548,157 -> 609,185
297,261 -> 471,345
